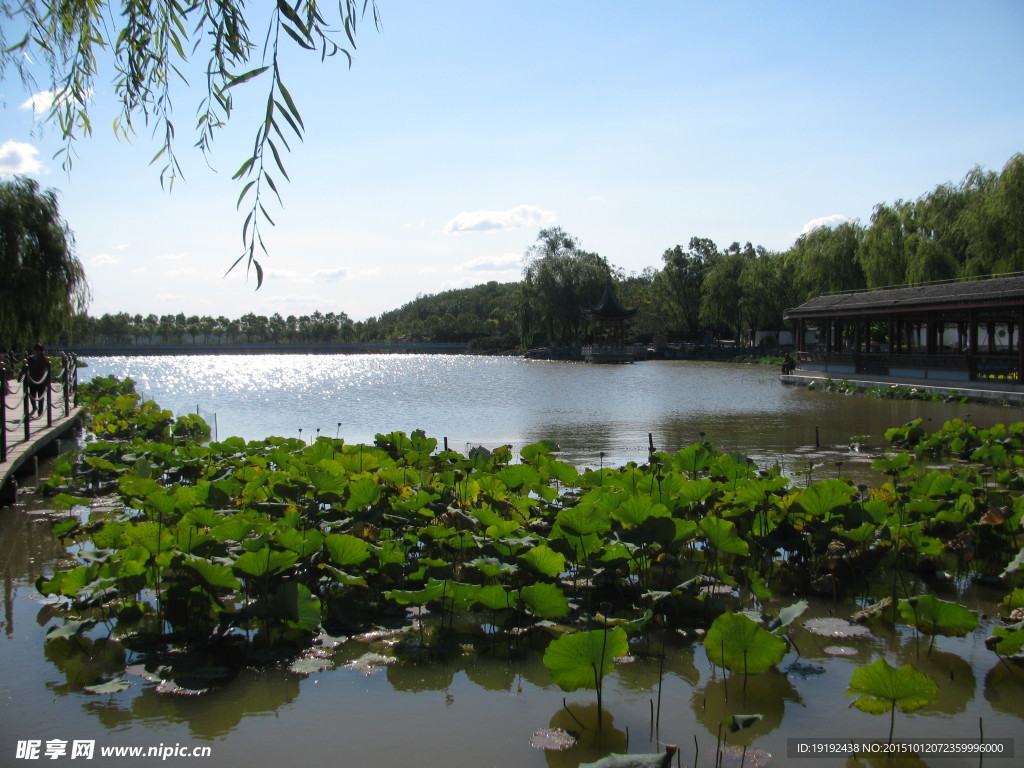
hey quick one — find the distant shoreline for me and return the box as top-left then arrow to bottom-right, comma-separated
62,342 -> 471,357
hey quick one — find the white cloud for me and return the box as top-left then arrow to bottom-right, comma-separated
157,252 -> 185,261
461,253 -> 523,272
442,204 -> 556,234
20,88 -> 90,115
0,140 -> 44,176
165,267 -> 196,276
91,253 -> 120,267
799,214 -> 850,236
312,267 -> 350,282
264,268 -> 301,281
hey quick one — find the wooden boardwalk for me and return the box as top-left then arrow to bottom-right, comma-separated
1,381 -> 82,499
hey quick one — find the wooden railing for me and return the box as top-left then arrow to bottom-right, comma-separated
1,355 -> 79,464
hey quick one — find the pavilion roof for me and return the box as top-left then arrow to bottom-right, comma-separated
784,274 -> 1024,318
584,281 -> 638,320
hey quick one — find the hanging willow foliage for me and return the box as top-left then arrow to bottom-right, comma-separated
0,177 -> 90,348
0,1 -> 380,287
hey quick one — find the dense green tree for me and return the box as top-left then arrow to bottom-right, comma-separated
700,248 -> 751,342
521,228 -> 612,347
790,222 -> 866,298
0,177 -> 90,349
654,237 -> 721,339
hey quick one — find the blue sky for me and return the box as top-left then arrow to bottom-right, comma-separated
1,1 -> 1022,321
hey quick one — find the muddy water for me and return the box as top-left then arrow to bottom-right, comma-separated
1,356 -> 1021,766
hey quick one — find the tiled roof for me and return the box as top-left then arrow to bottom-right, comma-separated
584,281 -> 638,320
785,275 -> 1024,317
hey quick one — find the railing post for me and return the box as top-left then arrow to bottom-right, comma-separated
22,372 -> 31,442
45,366 -> 53,427
1,364 -> 7,464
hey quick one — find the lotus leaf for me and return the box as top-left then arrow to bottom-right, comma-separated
543,627 -> 628,692
520,544 -> 566,578
990,623 -> 1024,655
705,613 -> 786,675
233,547 -> 299,578
345,477 -> 382,510
325,533 -> 371,566
579,745 -> 677,768
519,583 -> 569,619
847,657 -> 938,715
273,527 -> 324,558
474,584 -> 512,611
180,555 -> 240,590
556,504 -> 611,538
898,595 -> 978,637
274,582 -> 321,631
699,516 -> 749,556
802,617 -> 871,638
613,496 -> 670,528
529,727 -> 576,751
84,677 -> 131,694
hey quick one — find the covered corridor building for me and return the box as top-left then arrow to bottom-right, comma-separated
784,274 -> 1024,384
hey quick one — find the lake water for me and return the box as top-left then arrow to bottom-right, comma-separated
2,355 -> 1021,767
79,354 -> 1016,476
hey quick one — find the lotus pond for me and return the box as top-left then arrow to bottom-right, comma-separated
2,374 -> 1023,767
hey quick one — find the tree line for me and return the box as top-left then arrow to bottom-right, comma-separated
6,155 -> 1023,354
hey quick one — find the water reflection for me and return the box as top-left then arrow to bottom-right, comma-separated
692,669 -> 802,743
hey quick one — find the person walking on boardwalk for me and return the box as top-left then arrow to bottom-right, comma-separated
25,343 -> 50,418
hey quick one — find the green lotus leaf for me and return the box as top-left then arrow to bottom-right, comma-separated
37,564 -> 98,598
990,624 -> 1024,655
274,527 -> 325,558
51,494 -> 92,513
209,516 -> 256,543
556,504 -> 611,538
124,521 -> 174,557
613,495 -> 670,528
274,582 -> 321,632
183,507 -> 222,529
497,464 -> 542,491
704,612 -> 786,675
345,476 -> 382,510
543,627 -> 629,692
45,618 -> 98,640
595,608 -> 653,634
182,555 -> 241,590
474,584 -> 512,611
384,581 -> 446,607
1004,588 -> 1024,611
520,582 -> 569,619
1001,547 -> 1024,580
672,443 -> 717,477
846,657 -> 938,714
307,467 -> 349,497
233,547 -> 298,578
84,677 -> 131,695
794,479 -> 856,518
699,516 -> 749,556
520,544 -> 567,578
520,440 -> 559,464
325,533 -> 371,567
117,475 -> 162,500
469,557 -> 517,579
580,748 -> 677,768
897,595 -> 979,637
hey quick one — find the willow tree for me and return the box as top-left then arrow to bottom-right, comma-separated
0,1 -> 379,287
0,177 -> 90,349
521,228 -> 611,347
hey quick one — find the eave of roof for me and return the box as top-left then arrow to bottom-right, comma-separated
784,275 -> 1024,319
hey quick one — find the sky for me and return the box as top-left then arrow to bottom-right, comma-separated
1,1 -> 1023,322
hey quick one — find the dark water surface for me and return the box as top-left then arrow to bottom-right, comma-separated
0,355 -> 1020,767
